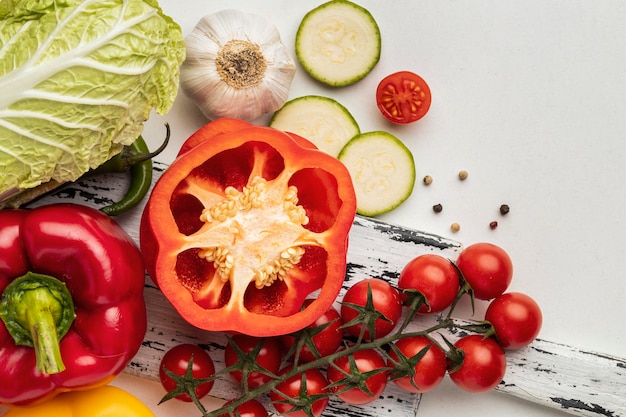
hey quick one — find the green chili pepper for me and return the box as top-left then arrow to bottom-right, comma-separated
99,123 -> 170,216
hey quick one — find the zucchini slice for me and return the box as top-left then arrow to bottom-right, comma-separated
295,0 -> 381,87
338,131 -> 415,216
269,95 -> 360,157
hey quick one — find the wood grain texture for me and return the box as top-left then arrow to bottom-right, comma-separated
27,162 -> 626,417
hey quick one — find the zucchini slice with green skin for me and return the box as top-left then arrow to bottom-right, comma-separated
338,131 -> 415,216
296,0 -> 381,87
269,95 -> 360,157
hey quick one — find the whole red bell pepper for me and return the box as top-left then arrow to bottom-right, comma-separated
0,203 -> 147,406
140,120 -> 356,337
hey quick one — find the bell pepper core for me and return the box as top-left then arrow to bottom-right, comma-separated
0,272 -> 76,374
140,120 -> 357,337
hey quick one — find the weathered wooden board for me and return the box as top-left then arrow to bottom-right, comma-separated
27,161 -> 626,417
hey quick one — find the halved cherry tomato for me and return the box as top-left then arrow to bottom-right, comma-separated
485,292 -> 542,350
326,348 -> 388,405
340,278 -> 403,340
159,344 -> 215,402
375,71 -> 432,124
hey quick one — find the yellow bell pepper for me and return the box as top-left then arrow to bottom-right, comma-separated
3,385 -> 155,417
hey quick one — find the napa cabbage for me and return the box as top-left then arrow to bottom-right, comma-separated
0,0 -> 185,202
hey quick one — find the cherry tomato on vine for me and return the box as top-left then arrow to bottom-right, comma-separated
217,398 -> 268,417
448,335 -> 507,393
398,254 -> 460,314
159,344 -> 215,402
485,292 -> 543,350
387,336 -> 447,393
326,348 -> 388,405
282,299 -> 344,363
375,71 -> 432,124
340,278 -> 403,340
455,243 -> 513,300
270,367 -> 329,417
224,335 -> 282,389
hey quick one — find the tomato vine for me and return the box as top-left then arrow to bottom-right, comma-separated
158,243 -> 542,417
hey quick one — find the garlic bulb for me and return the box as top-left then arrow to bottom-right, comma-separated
181,10 -> 296,122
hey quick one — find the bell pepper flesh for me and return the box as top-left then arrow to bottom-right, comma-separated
0,204 -> 147,406
177,117 -> 254,156
2,384 -> 156,417
140,122 -> 356,337
176,117 -> 317,157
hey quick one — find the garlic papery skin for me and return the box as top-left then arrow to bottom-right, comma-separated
181,9 -> 296,122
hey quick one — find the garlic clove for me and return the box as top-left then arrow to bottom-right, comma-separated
181,9 -> 296,122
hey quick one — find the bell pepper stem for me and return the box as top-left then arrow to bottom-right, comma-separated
0,272 -> 76,375
28,302 -> 67,373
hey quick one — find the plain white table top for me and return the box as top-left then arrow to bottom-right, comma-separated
3,1 -> 625,416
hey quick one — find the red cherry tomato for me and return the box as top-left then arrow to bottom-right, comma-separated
398,254 -> 460,313
449,335 -> 507,393
159,344 -> 215,402
282,299 -> 343,363
340,278 -> 403,340
485,292 -> 543,350
270,367 -> 329,417
387,336 -> 447,393
326,348 -> 388,405
217,399 -> 268,417
375,71 -> 432,124
455,243 -> 513,300
224,335 -> 282,388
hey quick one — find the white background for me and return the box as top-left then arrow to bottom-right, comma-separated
4,1 -> 626,416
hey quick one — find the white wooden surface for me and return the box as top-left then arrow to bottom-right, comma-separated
21,166 -> 626,417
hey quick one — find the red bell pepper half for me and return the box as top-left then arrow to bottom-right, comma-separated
140,120 -> 357,337
0,204 -> 147,406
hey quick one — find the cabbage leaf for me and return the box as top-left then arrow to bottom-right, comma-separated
0,0 -> 185,199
